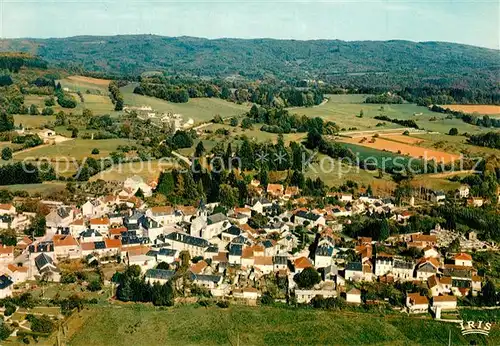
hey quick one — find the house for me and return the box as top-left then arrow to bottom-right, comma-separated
346,288 -> 361,304
409,234 -> 437,249
155,248 -> 178,264
314,245 -> 334,268
467,197 -> 484,208
432,295 -> 457,310
191,273 -> 223,289
0,215 -> 12,230
89,217 -> 110,235
221,226 -> 242,242
0,204 -> 16,216
79,229 -> 104,243
273,255 -> 288,272
82,199 -> 107,218
340,194 -> 353,203
345,262 -> 364,281
140,216 -> 163,241
165,232 -> 210,257
228,244 -> 243,265
423,246 -> 440,258
293,256 -> 313,273
294,211 -> 326,228
0,275 -> 13,299
69,218 -> 86,237
148,206 -> 178,225
374,254 -> 393,277
248,199 -> 272,214
430,191 -> 446,203
415,257 -> 440,280
16,236 -> 33,250
124,175 -> 153,197
454,253 -> 473,267
456,185 -> 470,199
145,269 -> 175,285
0,245 -> 14,263
284,186 -> 300,199
254,256 -> 273,275
427,275 -> 452,296
190,260 -> 209,275
392,259 -> 414,281
406,293 -> 429,313
7,264 -> 28,284
53,235 -> 80,259
34,253 -> 59,281
46,206 -> 74,232
267,184 -> 284,198
204,213 -> 230,239
296,289 -> 336,304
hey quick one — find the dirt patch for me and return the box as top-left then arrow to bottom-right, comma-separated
67,75 -> 111,87
339,137 -> 459,163
440,104 -> 500,115
380,135 -> 424,145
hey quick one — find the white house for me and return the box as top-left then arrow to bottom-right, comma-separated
432,295 -> 457,310
124,175 -> 153,197
406,293 -> 429,313
82,199 -> 108,218
346,288 -> 361,304
0,275 -> 13,299
296,289 -> 336,304
89,217 -> 110,235
374,254 -> 393,277
0,204 -> 16,216
457,185 -> 470,199
454,253 -> 473,267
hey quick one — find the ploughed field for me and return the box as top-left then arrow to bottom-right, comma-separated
440,104 -> 500,116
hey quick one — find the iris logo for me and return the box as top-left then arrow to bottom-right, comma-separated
459,321 -> 493,336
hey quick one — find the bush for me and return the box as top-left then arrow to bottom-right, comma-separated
87,279 -> 102,292
216,300 -> 229,308
91,148 -> 100,155
448,127 -> 459,136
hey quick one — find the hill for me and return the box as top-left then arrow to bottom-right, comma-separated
1,36 -> 499,88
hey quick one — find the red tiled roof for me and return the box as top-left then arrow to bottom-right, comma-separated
90,217 -> 110,225
294,256 -> 312,269
433,295 -> 457,302
105,238 -> 122,249
454,253 -> 472,261
81,242 -> 95,251
53,235 -> 78,247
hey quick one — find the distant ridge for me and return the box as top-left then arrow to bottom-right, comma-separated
0,35 -> 499,87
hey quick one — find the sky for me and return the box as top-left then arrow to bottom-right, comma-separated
0,0 -> 499,49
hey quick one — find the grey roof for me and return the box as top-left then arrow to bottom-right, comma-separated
393,259 -> 414,269
80,229 -> 102,238
191,273 -> 223,283
158,248 -> 177,256
139,215 -> 161,230
315,245 -> 334,257
0,275 -> 13,290
224,226 -> 241,236
295,211 -> 321,221
262,240 -> 274,249
145,269 -> 175,280
29,241 -> 54,253
273,255 -> 288,265
35,253 -> 54,271
56,207 -> 70,219
208,213 -> 228,224
229,244 -> 242,256
166,232 -> 209,248
205,246 -> 219,254
345,262 -> 363,272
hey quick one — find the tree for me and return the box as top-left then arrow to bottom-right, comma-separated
230,117 -> 239,126
195,141 -> 205,158
481,279 -> 497,306
91,148 -> 100,155
212,114 -> 223,124
1,147 -> 12,161
135,188 -> 144,198
448,127 -> 459,136
157,262 -> 170,270
379,218 -> 390,241
359,109 -> 364,118
294,267 -> 321,289
0,111 -> 14,132
219,184 -> 238,208
29,104 -> 39,115
0,322 -> 11,340
447,237 -> 460,253
179,250 -> 191,270
71,127 -> 79,138
88,279 -> 102,292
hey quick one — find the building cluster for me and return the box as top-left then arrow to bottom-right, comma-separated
0,179 -> 490,315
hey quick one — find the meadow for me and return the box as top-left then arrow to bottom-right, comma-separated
121,84 -> 251,123
66,304 -> 499,346
291,95 -> 485,134
90,160 -> 179,182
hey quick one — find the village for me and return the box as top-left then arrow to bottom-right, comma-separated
0,172 -> 497,334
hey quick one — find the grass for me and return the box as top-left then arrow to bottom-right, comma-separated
67,304 -> 499,346
413,133 -> 500,157
90,160 -> 179,182
13,138 -> 132,161
291,95 -> 485,134
13,114 -> 55,129
0,182 -> 66,195
121,84 -> 251,123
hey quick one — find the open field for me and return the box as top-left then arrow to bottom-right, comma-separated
380,134 -> 425,145
121,84 -> 251,123
338,136 -> 460,164
0,182 -> 66,195
292,96 -> 485,134
59,76 -> 110,94
13,138 -> 132,161
66,305 -> 499,346
413,133 -> 500,157
67,75 -> 111,87
13,114 -> 56,129
90,160 -> 179,182
441,104 -> 500,115
23,93 -> 117,117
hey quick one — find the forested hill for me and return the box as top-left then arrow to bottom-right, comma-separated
1,35 -> 499,88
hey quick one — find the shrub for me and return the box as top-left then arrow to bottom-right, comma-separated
91,148 -> 100,155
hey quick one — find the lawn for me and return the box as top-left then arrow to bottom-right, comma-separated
13,138 -> 133,161
67,304 -> 499,346
90,160 -> 179,182
13,114 -> 55,129
0,182 -> 66,195
291,95 -> 485,134
121,84 -> 251,123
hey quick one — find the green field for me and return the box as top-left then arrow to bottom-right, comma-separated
0,182 -> 66,195
67,305 -> 499,346
13,138 -> 132,161
121,84 -> 251,123
90,160 -> 179,182
292,95 -> 485,134
23,93 -> 117,117
13,114 -> 56,129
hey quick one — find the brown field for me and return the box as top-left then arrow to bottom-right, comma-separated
339,137 -> 460,163
441,104 -> 500,115
67,75 -> 111,86
380,134 -> 424,145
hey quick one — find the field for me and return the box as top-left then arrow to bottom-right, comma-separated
121,84 -> 251,123
59,76 -> 110,94
13,114 -> 56,129
90,160 -> 179,182
65,304 -> 499,346
338,136 -> 460,164
292,95 -> 484,134
0,182 -> 66,195
13,138 -> 132,161
380,134 -> 425,145
441,104 -> 500,116
24,93 -> 116,117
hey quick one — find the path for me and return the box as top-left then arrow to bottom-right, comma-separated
171,151 -> 191,166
